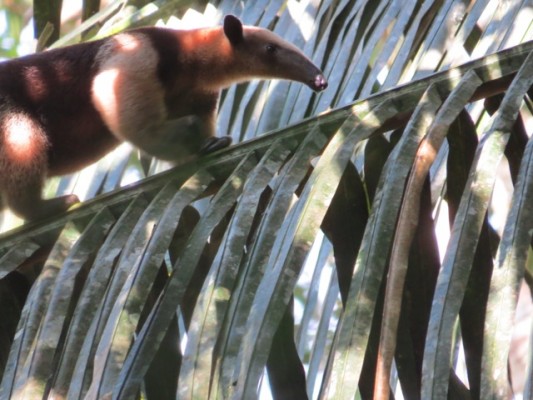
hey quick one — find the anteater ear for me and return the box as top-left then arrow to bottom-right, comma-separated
224,15 -> 243,45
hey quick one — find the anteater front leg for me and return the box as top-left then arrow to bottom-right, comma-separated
93,66 -> 230,163
127,112 -> 231,163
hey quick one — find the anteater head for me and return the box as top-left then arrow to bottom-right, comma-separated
223,15 -> 327,92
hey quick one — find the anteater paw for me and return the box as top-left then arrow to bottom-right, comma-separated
199,136 -> 232,155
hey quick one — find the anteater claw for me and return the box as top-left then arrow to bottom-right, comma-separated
200,136 -> 232,155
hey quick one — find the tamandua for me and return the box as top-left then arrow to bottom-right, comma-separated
0,15 -> 327,220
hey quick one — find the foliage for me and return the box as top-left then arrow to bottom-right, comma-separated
0,1 -> 532,399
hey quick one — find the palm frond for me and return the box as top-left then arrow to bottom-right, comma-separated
1,1 -> 533,399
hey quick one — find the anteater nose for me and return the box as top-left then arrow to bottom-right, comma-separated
314,74 -> 328,91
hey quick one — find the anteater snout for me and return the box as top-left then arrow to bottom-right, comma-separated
312,74 -> 328,91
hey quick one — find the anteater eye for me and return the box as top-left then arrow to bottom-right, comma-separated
266,44 -> 277,53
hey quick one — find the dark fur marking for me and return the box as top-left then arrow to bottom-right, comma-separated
0,40 -> 118,175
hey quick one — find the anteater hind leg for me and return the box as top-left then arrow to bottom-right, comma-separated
3,181 -> 79,221
0,111 -> 78,220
